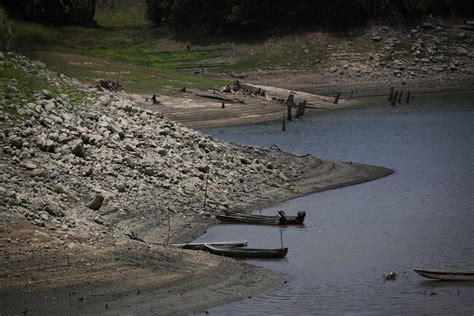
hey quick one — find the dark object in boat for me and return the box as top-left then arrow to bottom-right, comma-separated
171,240 -> 247,250
204,244 -> 288,258
414,269 -> 474,281
215,211 -> 305,225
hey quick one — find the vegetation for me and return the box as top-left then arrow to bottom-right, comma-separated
0,0 -> 96,26
146,0 -> 474,33
0,6 -> 12,50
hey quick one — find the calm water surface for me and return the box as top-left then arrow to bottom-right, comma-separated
195,93 -> 474,315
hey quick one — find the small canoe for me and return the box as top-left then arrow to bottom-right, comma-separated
171,240 -> 247,250
204,244 -> 288,259
216,211 -> 305,225
414,269 -> 474,281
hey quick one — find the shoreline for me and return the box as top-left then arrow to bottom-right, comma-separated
0,158 -> 392,315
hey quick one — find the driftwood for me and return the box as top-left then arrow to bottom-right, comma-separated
270,144 -> 310,158
196,93 -> 246,104
223,72 -> 248,80
125,231 -> 145,242
97,80 -> 122,92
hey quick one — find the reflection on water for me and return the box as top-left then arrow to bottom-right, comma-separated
195,93 -> 474,315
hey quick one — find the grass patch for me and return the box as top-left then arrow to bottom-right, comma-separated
29,51 -> 226,95
10,20 -> 61,49
95,7 -> 151,29
0,61 -> 58,103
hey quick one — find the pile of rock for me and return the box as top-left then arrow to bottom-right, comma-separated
325,20 -> 473,82
0,53 -> 297,241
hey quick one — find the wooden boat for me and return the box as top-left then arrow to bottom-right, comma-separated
216,211 -> 306,225
203,244 -> 288,258
414,269 -> 474,281
171,240 -> 247,250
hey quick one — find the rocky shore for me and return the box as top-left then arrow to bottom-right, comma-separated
0,52 -> 392,314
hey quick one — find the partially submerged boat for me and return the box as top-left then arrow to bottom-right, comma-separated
204,244 -> 288,259
171,240 -> 247,250
414,269 -> 474,281
216,210 -> 306,225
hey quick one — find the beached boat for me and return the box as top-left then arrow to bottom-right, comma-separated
414,269 -> 474,281
216,211 -> 306,225
171,240 -> 247,250
203,244 -> 288,258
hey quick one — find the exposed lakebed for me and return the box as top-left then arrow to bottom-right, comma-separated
194,92 -> 474,314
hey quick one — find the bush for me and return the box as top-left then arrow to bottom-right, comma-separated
0,6 -> 13,51
145,0 -> 474,34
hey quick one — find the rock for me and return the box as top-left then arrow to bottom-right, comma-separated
53,183 -> 66,194
88,194 -> 104,210
466,21 -> 474,26
41,89 -> 52,100
45,203 -> 64,217
71,140 -> 85,157
371,36 -> 382,42
197,164 -> 210,173
125,144 -> 136,152
10,137 -> 23,149
456,47 -> 468,56
94,216 -> 105,225
115,182 -> 126,192
22,161 -> 37,170
31,169 -> 47,178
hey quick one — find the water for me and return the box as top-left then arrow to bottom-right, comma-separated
194,93 -> 474,315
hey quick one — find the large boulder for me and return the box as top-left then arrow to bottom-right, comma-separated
0,0 -> 96,26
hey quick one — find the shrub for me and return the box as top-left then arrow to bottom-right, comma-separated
0,6 -> 13,51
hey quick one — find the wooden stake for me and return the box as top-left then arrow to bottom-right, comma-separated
391,91 -> 398,106
406,91 -> 411,104
398,89 -> 403,103
282,114 -> 286,131
280,230 -> 284,248
334,92 -> 341,104
388,87 -> 394,101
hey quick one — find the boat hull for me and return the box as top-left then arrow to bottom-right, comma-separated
204,244 -> 288,258
414,269 -> 474,281
172,241 -> 247,250
216,213 -> 304,225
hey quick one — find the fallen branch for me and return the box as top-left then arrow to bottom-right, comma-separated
196,93 -> 246,104
270,144 -> 310,158
223,72 -> 248,80
124,231 -> 145,242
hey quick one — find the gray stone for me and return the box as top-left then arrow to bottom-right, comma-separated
10,137 -> 23,149
88,194 -> 104,210
41,89 -> 52,100
53,183 -> 66,194
31,169 -> 47,178
116,182 -> 126,192
22,161 -> 37,170
197,164 -> 210,173
71,140 -> 85,157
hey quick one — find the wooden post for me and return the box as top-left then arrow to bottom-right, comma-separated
280,230 -> 284,248
203,173 -> 209,210
287,103 -> 292,121
295,102 -> 301,118
221,102 -> 225,109
398,89 -> 403,103
350,91 -> 354,99
301,101 -> 306,117
406,91 -> 411,104
282,114 -> 286,131
391,91 -> 398,106
334,92 -> 341,104
388,87 -> 394,101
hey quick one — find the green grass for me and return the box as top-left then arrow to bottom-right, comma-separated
0,62 -> 58,103
94,7 -> 151,29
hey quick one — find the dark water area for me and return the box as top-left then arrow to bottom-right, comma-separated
194,92 -> 474,315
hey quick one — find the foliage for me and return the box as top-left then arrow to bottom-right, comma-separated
146,0 -> 474,33
0,0 -> 96,26
0,6 -> 12,50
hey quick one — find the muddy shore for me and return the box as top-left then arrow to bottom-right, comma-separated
0,52 -> 394,315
